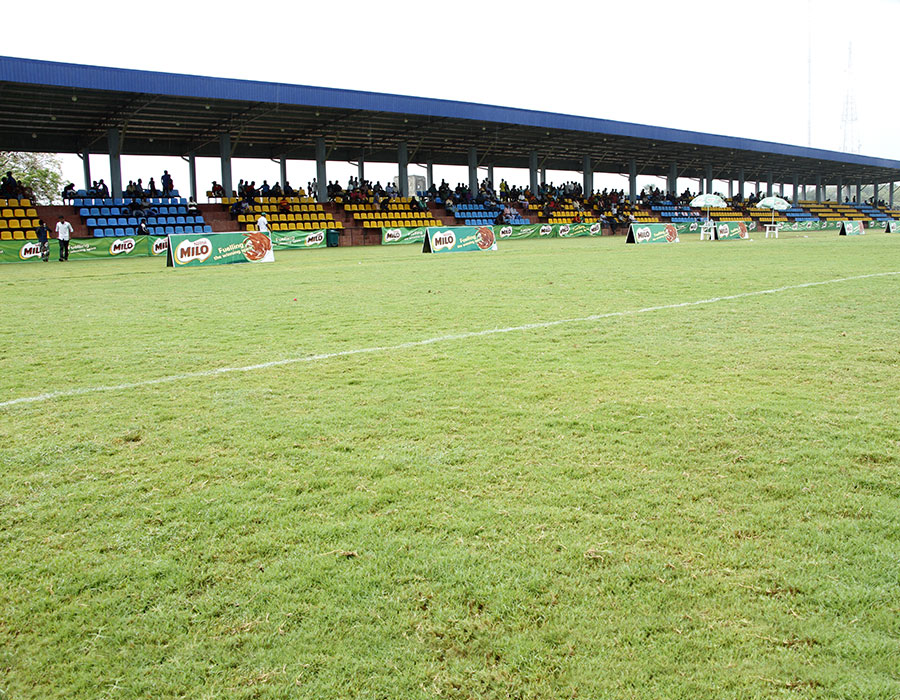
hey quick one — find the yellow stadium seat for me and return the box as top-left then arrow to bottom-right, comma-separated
9,219 -> 20,229
13,231 -> 24,240
0,231 -> 11,240
19,199 -> 30,207
25,231 -> 37,240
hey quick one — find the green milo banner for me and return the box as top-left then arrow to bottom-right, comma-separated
778,221 -> 844,233
382,227 -> 428,245
167,231 -> 274,267
0,236 -> 164,263
423,226 -> 497,253
271,228 -> 327,249
839,221 -> 865,236
714,221 -> 750,241
626,223 -> 680,244
885,221 -> 898,233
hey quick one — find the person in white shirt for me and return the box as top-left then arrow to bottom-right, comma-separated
256,213 -> 269,232
55,215 -> 73,262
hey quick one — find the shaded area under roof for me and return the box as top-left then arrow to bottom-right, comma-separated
2,55 -> 900,184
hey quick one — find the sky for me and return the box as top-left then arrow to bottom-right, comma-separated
4,0 -> 899,196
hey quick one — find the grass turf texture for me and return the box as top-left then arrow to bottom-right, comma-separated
1,232 -> 899,699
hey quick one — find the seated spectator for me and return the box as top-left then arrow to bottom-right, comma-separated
97,179 -> 110,197
61,183 -> 76,200
210,181 -> 226,197
137,220 -> 151,235
260,180 -> 271,196
187,198 -> 200,215
278,197 -> 291,214
283,181 -> 295,196
270,182 -> 283,197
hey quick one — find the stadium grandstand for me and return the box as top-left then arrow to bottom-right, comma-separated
2,55 -> 900,245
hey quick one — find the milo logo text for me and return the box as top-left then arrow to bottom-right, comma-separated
306,231 -> 325,246
499,226 -> 513,238
539,225 -> 553,236
152,238 -> 169,256
174,237 -> 212,265
432,231 -> 456,251
559,225 -> 571,236
635,226 -> 652,243
384,229 -> 402,242
589,223 -> 601,235
109,238 -> 136,256
19,242 -> 42,260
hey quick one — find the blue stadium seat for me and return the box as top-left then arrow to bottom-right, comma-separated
89,207 -> 100,216
79,207 -> 90,217
86,218 -> 97,228
96,218 -> 107,227
124,227 -> 135,236
174,226 -> 185,234
92,228 -> 104,238
176,216 -> 185,225
100,207 -> 110,216
165,226 -> 175,235
203,225 -> 212,233
115,228 -> 125,237
127,217 -> 138,226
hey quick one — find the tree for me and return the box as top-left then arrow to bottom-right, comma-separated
0,152 -> 65,205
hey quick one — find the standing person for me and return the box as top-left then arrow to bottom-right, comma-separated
35,220 -> 50,262
55,215 -> 73,262
256,212 -> 269,233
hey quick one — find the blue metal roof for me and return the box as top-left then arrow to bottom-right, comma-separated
2,55 -> 899,178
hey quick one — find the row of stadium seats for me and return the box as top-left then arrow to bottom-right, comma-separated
85,216 -> 204,228
0,199 -> 33,208
93,225 -> 213,237
1,230 -> 38,240
79,205 -> 189,217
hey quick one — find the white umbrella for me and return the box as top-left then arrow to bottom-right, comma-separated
756,196 -> 791,226
689,194 -> 727,223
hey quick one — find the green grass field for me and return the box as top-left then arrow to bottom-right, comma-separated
2,231 -> 899,699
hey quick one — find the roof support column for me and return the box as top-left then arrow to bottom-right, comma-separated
836,176 -> 843,203
398,142 -> 409,197
815,175 -> 822,203
890,182 -> 894,209
792,175 -> 799,205
766,173 -> 774,197
188,154 -> 197,202
629,159 -> 637,205
358,155 -> 365,184
856,178 -> 862,203
468,147 -> 478,195
873,181 -> 879,205
426,161 -> 433,191
667,162 -> 677,196
80,149 -> 91,191
107,127 -> 122,200
779,182 -> 784,197
529,151 -> 538,194
487,165 -> 494,188
279,158 -> 287,190
738,168 -> 745,200
728,180 -> 733,198
583,155 -> 593,195
704,164 -> 713,194
315,137 -> 327,203
540,168 -> 547,187
219,134 -> 233,198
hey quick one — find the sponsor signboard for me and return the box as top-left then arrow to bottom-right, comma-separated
271,228 -> 328,249
381,227 -> 428,245
886,221 -> 898,233
626,223 -> 680,244
714,221 -> 750,241
166,231 -> 274,267
0,236 -> 159,263
149,236 -> 169,257
839,220 -> 865,236
423,225 -> 497,253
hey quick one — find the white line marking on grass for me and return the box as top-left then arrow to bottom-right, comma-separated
2,270 -> 898,409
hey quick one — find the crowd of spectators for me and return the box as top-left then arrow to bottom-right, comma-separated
1,171 -> 36,201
